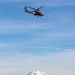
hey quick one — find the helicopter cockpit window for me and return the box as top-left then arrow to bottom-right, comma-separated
32,12 -> 36,14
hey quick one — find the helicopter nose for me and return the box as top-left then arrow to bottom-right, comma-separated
42,14 -> 44,16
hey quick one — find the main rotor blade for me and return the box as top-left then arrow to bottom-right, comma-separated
37,6 -> 43,10
26,6 -> 36,10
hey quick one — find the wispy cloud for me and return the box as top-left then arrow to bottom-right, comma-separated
0,50 -> 75,75
0,20 -> 53,34
0,0 -> 75,6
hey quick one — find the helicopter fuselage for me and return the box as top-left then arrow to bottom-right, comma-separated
25,6 -> 44,17
32,11 -> 44,16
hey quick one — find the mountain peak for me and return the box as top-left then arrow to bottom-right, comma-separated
27,70 -> 47,75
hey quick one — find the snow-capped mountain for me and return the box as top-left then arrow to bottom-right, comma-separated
27,70 -> 47,75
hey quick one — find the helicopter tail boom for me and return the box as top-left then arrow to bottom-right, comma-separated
25,6 -> 33,14
25,6 -> 28,12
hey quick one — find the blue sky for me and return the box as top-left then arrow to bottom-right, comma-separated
0,0 -> 75,75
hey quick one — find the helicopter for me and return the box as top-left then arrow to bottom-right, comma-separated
24,6 -> 44,17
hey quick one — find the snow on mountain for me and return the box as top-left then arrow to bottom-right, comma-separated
27,70 -> 47,75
